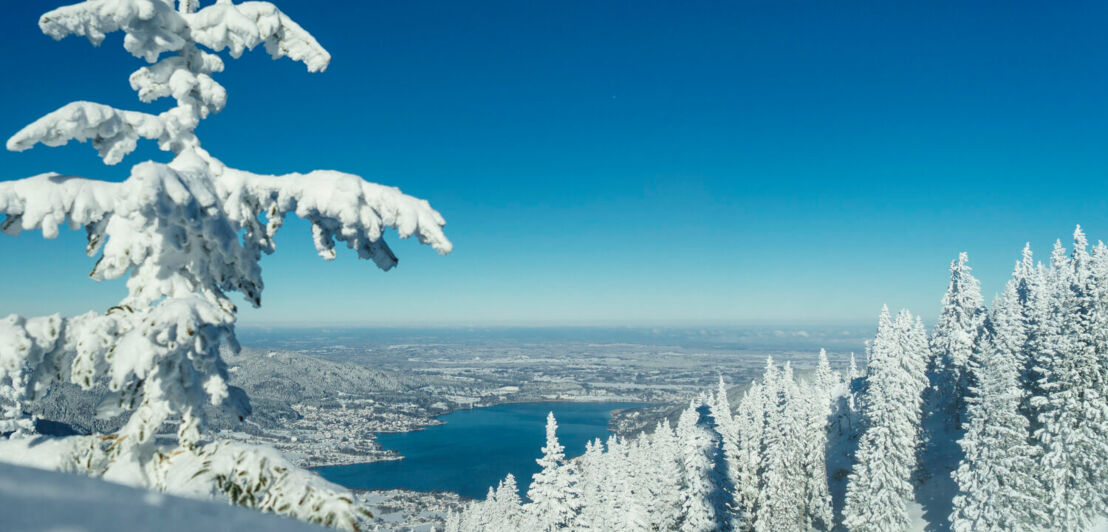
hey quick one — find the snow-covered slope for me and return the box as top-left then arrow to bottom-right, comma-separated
0,461 -> 324,532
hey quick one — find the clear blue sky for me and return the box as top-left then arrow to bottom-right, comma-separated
2,0 -> 1108,326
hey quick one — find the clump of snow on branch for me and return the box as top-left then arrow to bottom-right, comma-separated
39,0 -> 188,62
187,1 -> 330,71
6,104 -> 165,165
0,0 -> 448,529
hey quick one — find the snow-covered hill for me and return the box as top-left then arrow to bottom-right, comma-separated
0,462 -> 325,532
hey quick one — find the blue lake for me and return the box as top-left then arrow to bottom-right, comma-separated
316,402 -> 646,499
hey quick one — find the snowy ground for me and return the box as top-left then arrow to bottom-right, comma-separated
0,462 -> 325,532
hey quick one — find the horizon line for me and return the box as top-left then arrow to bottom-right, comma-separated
235,320 -> 881,329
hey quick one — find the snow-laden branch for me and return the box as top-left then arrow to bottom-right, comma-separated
39,0 -> 188,63
0,173 -> 114,239
40,0 -> 330,71
221,167 -> 452,271
6,102 -> 167,165
0,153 -> 451,296
187,1 -> 331,72
0,159 -> 264,309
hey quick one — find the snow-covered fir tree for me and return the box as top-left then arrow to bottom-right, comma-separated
572,438 -> 610,530
610,435 -> 652,531
919,254 -> 987,524
1031,227 -> 1108,529
843,307 -> 929,532
732,379 -> 766,529
709,376 -> 743,531
487,474 -> 525,530
449,475 -> 527,532
950,280 -> 1047,531
528,412 -> 582,530
0,0 -> 449,528
676,397 -> 718,532
647,419 -> 686,530
815,349 -> 841,400
927,252 -> 986,431
754,362 -> 806,531
799,379 -> 834,531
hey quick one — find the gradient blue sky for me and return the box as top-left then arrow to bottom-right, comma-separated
2,0 -> 1108,326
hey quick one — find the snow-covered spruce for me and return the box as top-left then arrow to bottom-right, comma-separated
710,376 -> 744,531
949,277 -> 1046,530
918,252 -> 986,528
528,412 -> 583,530
842,307 -> 929,532
0,1 -> 449,529
1029,228 -> 1108,529
926,252 -> 987,432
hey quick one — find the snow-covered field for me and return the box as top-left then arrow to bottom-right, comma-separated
0,462 -> 325,532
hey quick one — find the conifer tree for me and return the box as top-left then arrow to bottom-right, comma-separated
483,474 -> 524,530
614,437 -> 651,531
950,281 -> 1046,531
1031,227 -> 1108,528
1009,245 -> 1039,416
528,412 -> 581,530
732,380 -> 765,530
799,381 -> 834,531
0,1 -> 451,527
906,315 -> 932,401
843,306 -> 928,532
573,438 -> 608,530
920,255 -> 983,526
1023,260 -> 1055,422
815,349 -> 840,398
676,398 -> 717,532
710,376 -> 744,530
927,252 -> 986,430
649,420 -> 686,531
754,362 -> 805,531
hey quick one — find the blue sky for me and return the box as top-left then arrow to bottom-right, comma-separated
2,0 -> 1108,326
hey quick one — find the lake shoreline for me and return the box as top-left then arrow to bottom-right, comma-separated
315,401 -> 650,499
307,398 -> 662,468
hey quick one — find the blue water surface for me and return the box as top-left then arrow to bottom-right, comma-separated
316,402 -> 645,499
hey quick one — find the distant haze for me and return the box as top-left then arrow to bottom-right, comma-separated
236,325 -> 871,355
